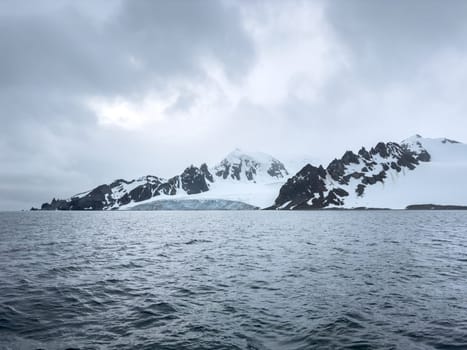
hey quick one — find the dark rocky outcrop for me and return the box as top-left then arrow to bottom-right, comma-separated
41,184 -> 113,210
269,164 -> 348,209
406,204 -> 467,210
200,163 -> 214,183
180,166 -> 210,195
356,184 -> 365,196
40,166 -> 213,210
327,159 -> 346,182
358,147 -> 371,161
271,140 -> 432,210
215,161 -> 231,179
267,160 -> 288,178
38,149 -> 289,210
442,138 -> 460,144
214,154 -> 287,181
342,151 -> 360,165
417,150 -> 431,162
128,184 -> 152,202
371,142 -> 390,158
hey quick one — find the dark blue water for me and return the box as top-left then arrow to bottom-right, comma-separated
0,211 -> 466,350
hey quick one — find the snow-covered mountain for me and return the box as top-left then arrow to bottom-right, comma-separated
38,135 -> 467,211
213,148 -> 288,181
269,135 -> 467,210
40,149 -> 289,210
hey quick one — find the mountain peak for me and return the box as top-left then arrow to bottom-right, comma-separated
214,149 -> 289,182
225,148 -> 248,160
227,147 -> 243,155
222,149 -> 275,164
402,135 -> 463,146
402,134 -> 423,144
441,138 -> 461,144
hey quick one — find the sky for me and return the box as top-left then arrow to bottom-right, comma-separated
2,0 -> 467,210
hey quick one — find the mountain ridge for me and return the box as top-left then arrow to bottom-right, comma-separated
39,149 -> 289,210
269,135 -> 467,210
37,135 -> 467,210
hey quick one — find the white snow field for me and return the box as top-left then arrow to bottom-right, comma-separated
121,149 -> 288,210
339,136 -> 467,209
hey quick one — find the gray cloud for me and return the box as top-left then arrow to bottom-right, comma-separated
325,0 -> 467,81
1,0 -> 467,210
0,0 -> 253,100
0,0 -> 255,209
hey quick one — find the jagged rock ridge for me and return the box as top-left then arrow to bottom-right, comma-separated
213,148 -> 288,181
269,137 -> 434,210
39,135 -> 467,211
40,150 -> 288,210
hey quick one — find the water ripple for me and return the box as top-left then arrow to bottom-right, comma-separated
0,211 -> 466,349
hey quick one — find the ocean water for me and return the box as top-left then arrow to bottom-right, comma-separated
0,211 -> 466,350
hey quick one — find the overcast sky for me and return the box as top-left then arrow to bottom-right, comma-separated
2,0 -> 467,210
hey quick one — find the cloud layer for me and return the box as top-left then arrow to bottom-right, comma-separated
1,0 -> 467,209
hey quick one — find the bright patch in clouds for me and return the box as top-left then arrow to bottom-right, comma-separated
87,0 -> 349,133
87,93 -> 178,130
241,1 -> 348,106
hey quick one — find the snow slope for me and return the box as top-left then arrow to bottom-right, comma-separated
121,180 -> 284,210
40,148 -> 290,210
39,135 -> 467,211
341,136 -> 467,209
271,135 -> 467,210
121,149 -> 288,210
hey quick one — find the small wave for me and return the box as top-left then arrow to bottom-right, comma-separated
48,265 -> 83,276
146,302 -> 177,314
173,287 -> 197,296
184,239 -> 213,245
113,261 -> 143,269
129,302 -> 178,329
